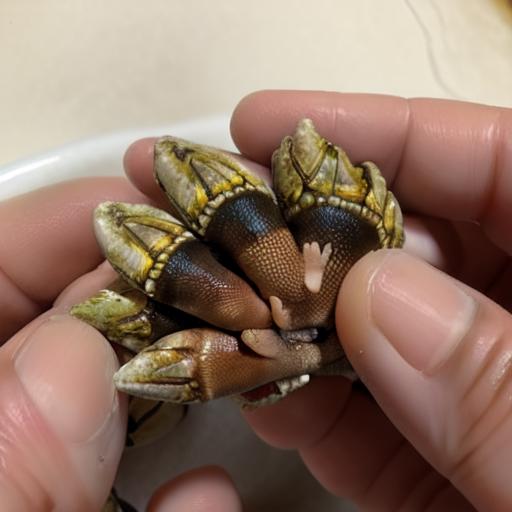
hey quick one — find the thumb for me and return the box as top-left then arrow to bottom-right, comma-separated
0,314 -> 126,511
337,250 -> 512,512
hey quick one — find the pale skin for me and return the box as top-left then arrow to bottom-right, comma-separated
0,91 -> 511,511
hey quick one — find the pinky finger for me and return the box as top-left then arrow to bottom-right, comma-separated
147,466 -> 243,512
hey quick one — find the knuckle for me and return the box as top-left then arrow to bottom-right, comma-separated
442,303 -> 512,481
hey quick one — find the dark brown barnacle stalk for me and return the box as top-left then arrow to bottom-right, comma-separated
153,137 -> 311,328
272,119 -> 404,328
92,202 -> 271,331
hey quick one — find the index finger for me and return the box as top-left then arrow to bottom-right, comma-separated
0,177 -> 147,341
230,91 -> 512,253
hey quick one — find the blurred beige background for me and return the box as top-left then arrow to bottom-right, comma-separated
1,0 -> 511,166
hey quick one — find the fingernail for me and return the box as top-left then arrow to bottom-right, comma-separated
13,314 -> 119,443
369,251 -> 476,373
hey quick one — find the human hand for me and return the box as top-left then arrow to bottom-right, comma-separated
6,91 -> 509,512
228,91 -> 512,512
0,178 -> 241,511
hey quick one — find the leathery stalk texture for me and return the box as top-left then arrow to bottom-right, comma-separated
72,119 -> 404,409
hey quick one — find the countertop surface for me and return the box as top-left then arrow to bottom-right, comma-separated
1,0 -> 511,165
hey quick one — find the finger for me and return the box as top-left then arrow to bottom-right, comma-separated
230,91 -> 512,252
63,264 -> 243,512
0,177 -> 147,341
123,138 -> 168,208
0,313 -> 126,511
403,216 -> 508,294
243,376 -> 351,449
147,466 -> 242,512
338,249 -> 512,511
122,100 -> 510,289
243,377 -> 473,511
54,260 -> 118,309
